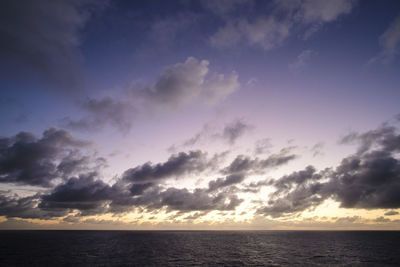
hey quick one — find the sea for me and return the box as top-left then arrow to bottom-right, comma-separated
0,230 -> 399,266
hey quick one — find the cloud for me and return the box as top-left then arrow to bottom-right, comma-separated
223,149 -> 297,175
369,14 -> 400,64
340,124 -> 400,155
201,0 -> 253,16
57,154 -> 107,179
122,150 -> 212,184
257,166 -> 325,217
203,71 -> 240,104
254,138 -> 272,155
0,0 -> 106,93
258,185 -> 325,218
211,16 -> 291,50
272,165 -> 321,194
39,172 -> 115,213
2,121 -> 400,222
144,57 -> 209,106
209,0 -> 356,49
111,174 -> 244,214
176,119 -> 251,149
384,210 -> 399,216
143,57 -> 239,107
210,22 -> 242,47
62,96 -> 137,133
374,216 -> 391,223
181,123 -> 214,147
310,142 -> 324,157
289,50 -> 317,72
0,193 -> 68,219
221,119 -> 252,145
238,17 -> 292,50
258,123 -> 400,217
65,58 -> 239,133
149,13 -> 199,46
148,187 -> 243,212
0,146 -> 242,218
0,128 -> 97,187
329,150 -> 400,209
296,0 -> 356,24
208,174 -> 245,192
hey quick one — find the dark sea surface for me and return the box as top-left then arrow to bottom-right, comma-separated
1,230 -> 399,266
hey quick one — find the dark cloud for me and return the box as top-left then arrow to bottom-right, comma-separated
62,96 -> 137,133
39,172 -> 115,212
329,151 -> 400,209
122,150 -> 211,183
384,210 -> 399,216
9,177 -> 243,217
258,185 -> 325,218
258,124 -> 400,217
148,187 -> 243,212
329,125 -> 400,209
129,182 -> 154,196
0,147 -> 243,218
3,122 -> 400,221
208,174 -> 245,192
223,149 -> 297,175
222,119 -> 252,145
260,148 -> 400,217
340,125 -> 400,155
244,179 -> 273,193
272,166 -> 322,194
58,154 -> 106,179
0,0 -> 106,93
0,128 -> 95,187
109,182 -> 243,214
257,166 -> 326,217
0,193 -> 67,219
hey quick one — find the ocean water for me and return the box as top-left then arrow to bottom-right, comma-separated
0,231 -> 399,266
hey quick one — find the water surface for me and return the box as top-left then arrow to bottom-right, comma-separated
1,230 -> 399,266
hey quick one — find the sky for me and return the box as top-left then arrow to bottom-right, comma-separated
1,0 -> 400,230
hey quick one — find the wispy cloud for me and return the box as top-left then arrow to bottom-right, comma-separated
289,50 -> 317,73
369,14 -> 400,64
208,0 -> 357,49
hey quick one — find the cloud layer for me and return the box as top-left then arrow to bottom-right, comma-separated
208,0 -> 357,49
1,121 -> 400,226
